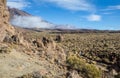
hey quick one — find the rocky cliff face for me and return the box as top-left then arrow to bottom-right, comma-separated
0,0 -> 14,42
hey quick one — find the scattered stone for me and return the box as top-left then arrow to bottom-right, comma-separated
56,34 -> 63,42
42,37 -> 56,49
17,72 -> 42,78
33,39 -> 44,48
3,35 -> 12,43
67,70 -> 83,78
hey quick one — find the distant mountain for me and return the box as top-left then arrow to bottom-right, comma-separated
8,7 -> 120,33
8,7 -> 31,19
8,7 -> 75,29
8,7 -> 56,28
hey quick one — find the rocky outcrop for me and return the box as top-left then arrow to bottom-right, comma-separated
0,0 -> 15,42
32,39 -> 45,48
3,33 -> 24,44
55,34 -> 63,42
31,36 -> 66,65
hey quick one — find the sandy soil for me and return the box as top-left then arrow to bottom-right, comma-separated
0,49 -> 48,78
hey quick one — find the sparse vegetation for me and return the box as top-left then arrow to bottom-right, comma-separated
17,72 -> 42,78
67,54 -> 102,78
20,30 -> 120,78
0,46 -> 11,53
1,27 -> 120,78
60,33 -> 120,71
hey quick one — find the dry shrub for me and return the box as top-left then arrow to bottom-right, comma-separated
67,55 -> 102,78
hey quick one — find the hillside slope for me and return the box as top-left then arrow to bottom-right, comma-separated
0,1 -> 67,78
0,0 -> 15,42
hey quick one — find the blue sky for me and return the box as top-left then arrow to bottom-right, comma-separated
7,0 -> 120,30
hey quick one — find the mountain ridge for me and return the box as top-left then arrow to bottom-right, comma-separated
8,7 -> 31,19
8,7 -> 75,29
8,7 -> 120,32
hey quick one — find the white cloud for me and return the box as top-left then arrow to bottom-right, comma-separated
7,0 -> 95,11
10,15 -> 55,28
39,0 -> 94,11
7,0 -> 30,9
102,12 -> 113,15
86,14 -> 101,21
104,5 -> 120,10
10,15 -> 75,29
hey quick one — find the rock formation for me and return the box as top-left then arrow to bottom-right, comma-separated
0,0 -> 15,42
55,34 -> 63,42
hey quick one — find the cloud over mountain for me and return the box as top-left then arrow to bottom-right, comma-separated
9,8 -> 75,29
10,15 -> 55,28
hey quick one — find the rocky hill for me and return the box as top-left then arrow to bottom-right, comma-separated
0,1 -> 67,78
0,0 -> 15,42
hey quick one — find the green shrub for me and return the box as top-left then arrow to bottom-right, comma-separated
83,64 -> 101,78
67,55 -> 101,78
67,55 -> 85,70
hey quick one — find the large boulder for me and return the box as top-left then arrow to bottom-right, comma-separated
41,37 -> 66,65
55,34 -> 63,42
